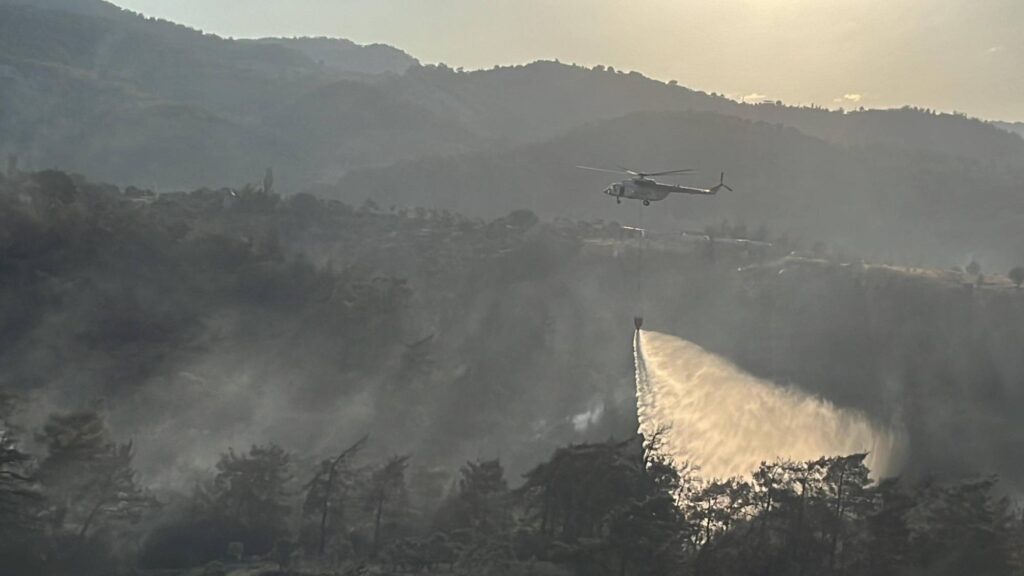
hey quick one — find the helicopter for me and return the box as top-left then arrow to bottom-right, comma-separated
577,165 -> 732,206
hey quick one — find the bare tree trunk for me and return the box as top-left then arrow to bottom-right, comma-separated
318,490 -> 332,556
758,483 -> 774,551
703,498 -> 713,547
829,469 -> 847,570
540,480 -> 551,536
795,476 -> 808,576
78,499 -> 105,542
317,436 -> 366,556
79,472 -> 116,543
372,495 -> 384,558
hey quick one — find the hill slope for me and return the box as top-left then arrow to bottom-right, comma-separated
326,111 -> 1024,267
0,1 -> 434,188
4,170 -> 1024,488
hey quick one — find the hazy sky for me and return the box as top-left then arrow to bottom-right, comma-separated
113,0 -> 1024,121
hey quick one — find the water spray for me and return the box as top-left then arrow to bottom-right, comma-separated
634,330 -> 904,480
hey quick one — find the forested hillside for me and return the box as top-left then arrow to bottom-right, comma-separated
0,0 -> 425,187
4,170 -> 1024,575
4,3 -> 1024,573
4,168 -> 1024,485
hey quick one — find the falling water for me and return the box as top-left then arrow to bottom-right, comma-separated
635,330 -> 903,480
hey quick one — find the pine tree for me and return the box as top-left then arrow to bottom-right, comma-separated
37,411 -> 153,542
367,455 -> 410,558
451,459 -> 510,535
213,443 -> 294,552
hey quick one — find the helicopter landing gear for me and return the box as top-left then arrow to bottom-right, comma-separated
643,200 -> 650,206
616,197 -> 621,204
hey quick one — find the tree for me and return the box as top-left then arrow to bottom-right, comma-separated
866,478 -> 914,576
818,454 -> 872,571
517,435 -> 688,575
37,411 -> 153,542
31,170 -> 77,206
613,433 -> 689,576
367,455 -> 410,558
966,259 -> 981,277
213,443 -> 294,553
303,435 -> 367,556
438,459 -> 510,536
518,440 -> 641,542
0,424 -> 36,523
913,477 -> 1016,575
751,460 -> 790,550
0,397 -> 43,569
607,490 -> 688,576
688,479 -> 742,549
1009,266 -> 1024,289
505,209 -> 539,230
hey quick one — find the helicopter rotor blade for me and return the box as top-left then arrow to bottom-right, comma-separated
576,165 -> 697,178
576,166 -> 632,175
644,168 -> 696,177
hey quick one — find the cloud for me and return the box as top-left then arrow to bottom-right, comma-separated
834,93 -> 864,107
987,46 -> 1002,54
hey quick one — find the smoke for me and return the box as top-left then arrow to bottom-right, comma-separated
635,330 -> 904,480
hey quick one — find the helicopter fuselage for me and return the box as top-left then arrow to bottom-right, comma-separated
604,178 -> 717,205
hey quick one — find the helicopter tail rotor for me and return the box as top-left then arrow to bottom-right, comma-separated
710,172 -> 733,193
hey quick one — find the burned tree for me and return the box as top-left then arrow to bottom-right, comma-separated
367,455 -> 410,558
303,435 -> 368,556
